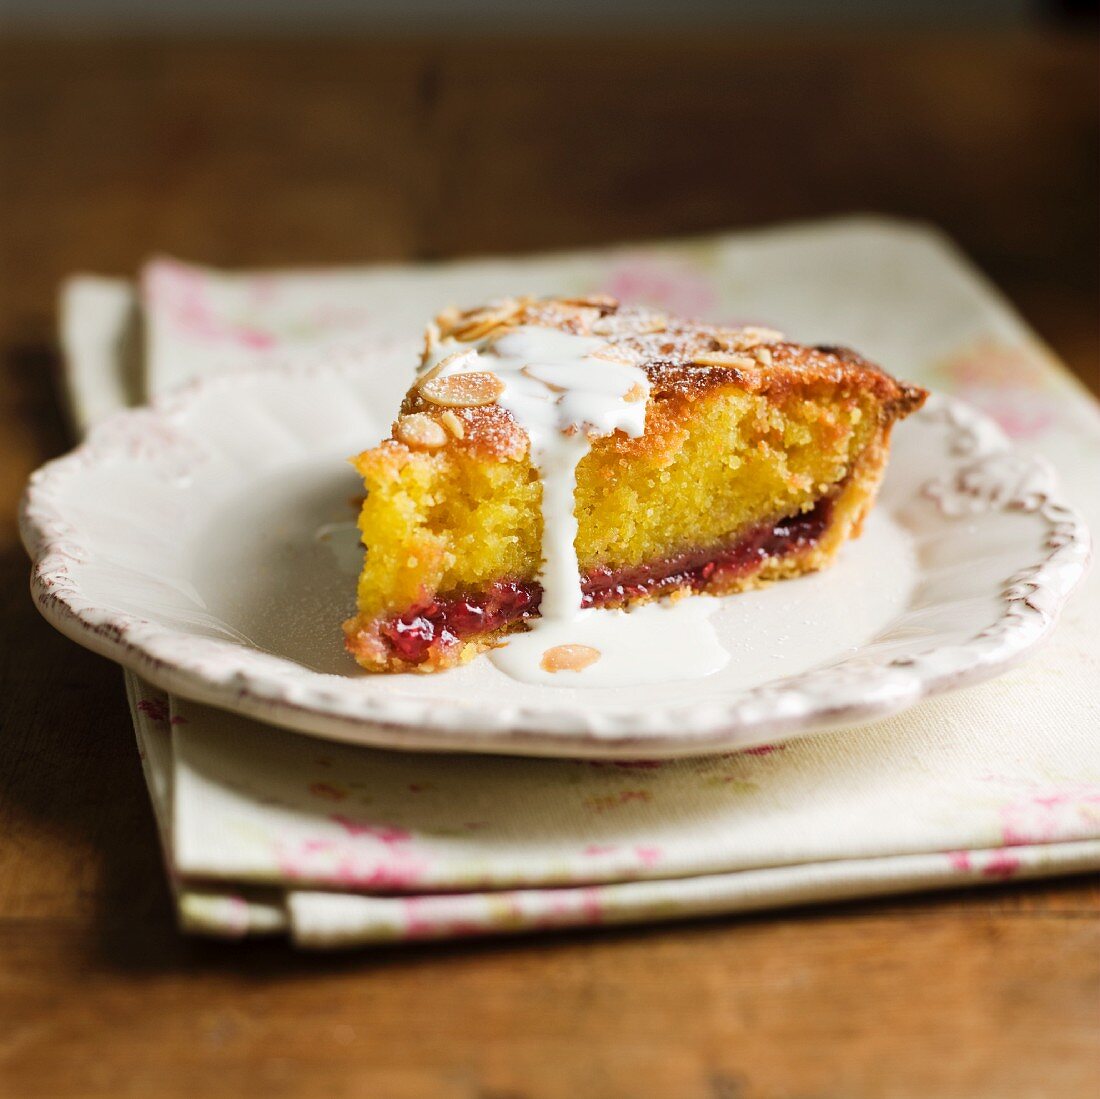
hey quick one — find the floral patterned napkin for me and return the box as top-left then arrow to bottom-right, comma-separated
64,217 -> 1100,946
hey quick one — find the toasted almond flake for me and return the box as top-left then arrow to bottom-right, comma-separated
395,413 -> 448,450
540,644 -> 601,673
419,371 -> 505,408
753,346 -> 774,366
417,360 -> 445,385
440,410 -> 465,439
623,382 -> 647,403
438,348 -> 479,369
593,313 -> 666,337
418,347 -> 479,387
480,321 -> 520,343
741,325 -> 784,343
692,351 -> 754,369
562,293 -> 619,310
715,325 -> 785,352
453,319 -> 506,342
589,346 -> 635,364
422,321 -> 441,358
434,305 -> 462,334
450,298 -> 525,342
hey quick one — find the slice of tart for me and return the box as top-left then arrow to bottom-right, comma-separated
344,295 -> 927,673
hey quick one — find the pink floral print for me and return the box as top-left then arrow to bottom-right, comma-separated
145,260 -> 276,349
934,340 -> 1061,439
998,785 -> 1100,846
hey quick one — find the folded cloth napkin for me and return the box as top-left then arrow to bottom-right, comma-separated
63,217 -> 1100,947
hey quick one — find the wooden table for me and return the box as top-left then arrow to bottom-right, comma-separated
1,32 -> 1097,1099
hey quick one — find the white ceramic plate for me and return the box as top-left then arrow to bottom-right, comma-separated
21,358 -> 1090,758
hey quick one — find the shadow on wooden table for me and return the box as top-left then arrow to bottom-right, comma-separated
89,873 -> 1100,978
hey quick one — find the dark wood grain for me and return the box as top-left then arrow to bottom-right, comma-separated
1,30 -> 1097,1099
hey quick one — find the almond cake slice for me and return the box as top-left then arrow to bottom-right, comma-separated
344,295 -> 927,674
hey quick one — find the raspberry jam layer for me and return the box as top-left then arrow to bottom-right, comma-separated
376,494 -> 835,666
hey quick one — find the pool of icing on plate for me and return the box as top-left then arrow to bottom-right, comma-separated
421,325 -> 730,687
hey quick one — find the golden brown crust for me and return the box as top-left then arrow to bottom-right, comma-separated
391,295 -> 928,464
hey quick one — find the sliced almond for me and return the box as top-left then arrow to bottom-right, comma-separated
419,371 -> 505,408
752,346 -> 774,367
740,325 -> 784,343
591,311 -> 667,338
417,360 -> 444,386
691,351 -> 754,370
589,345 -> 635,365
540,644 -> 601,673
422,321 -> 441,359
438,347 -> 481,370
562,293 -> 619,310
395,413 -> 448,451
433,305 -> 463,335
622,382 -> 647,403
451,298 -> 525,342
480,324 -> 525,351
453,319 -> 507,342
417,348 -> 479,390
440,409 -> 465,439
714,325 -> 784,352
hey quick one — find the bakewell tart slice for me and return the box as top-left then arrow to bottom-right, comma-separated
344,295 -> 927,674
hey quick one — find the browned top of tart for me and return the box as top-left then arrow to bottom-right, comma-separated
388,294 -> 928,463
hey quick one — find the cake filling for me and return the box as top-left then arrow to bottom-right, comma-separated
376,494 -> 835,667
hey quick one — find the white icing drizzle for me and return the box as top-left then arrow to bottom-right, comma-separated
423,324 -> 729,687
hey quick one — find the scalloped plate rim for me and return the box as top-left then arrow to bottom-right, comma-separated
19,362 -> 1092,758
